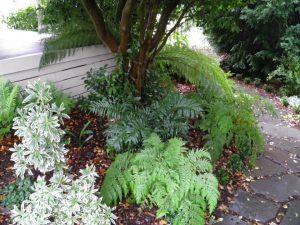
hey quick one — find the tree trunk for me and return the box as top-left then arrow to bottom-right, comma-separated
35,0 -> 43,32
129,47 -> 150,97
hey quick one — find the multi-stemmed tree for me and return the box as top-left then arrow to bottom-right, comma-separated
41,0 -> 236,96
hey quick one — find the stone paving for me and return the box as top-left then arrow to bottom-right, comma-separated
216,93 -> 300,225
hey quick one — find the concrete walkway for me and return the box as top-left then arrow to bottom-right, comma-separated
216,89 -> 300,225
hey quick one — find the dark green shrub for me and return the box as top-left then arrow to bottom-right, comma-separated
85,67 -> 132,99
1,178 -> 33,209
281,97 -> 289,107
278,87 -> 289,97
229,154 -> 245,172
264,84 -> 273,93
295,107 -> 300,114
269,54 -> 300,96
244,77 -> 252,84
200,0 -> 300,82
253,78 -> 261,87
216,168 -> 230,185
236,74 -> 243,80
82,66 -> 135,104
3,6 -> 38,31
101,134 -> 219,224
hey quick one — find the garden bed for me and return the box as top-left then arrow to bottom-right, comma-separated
0,104 -> 249,225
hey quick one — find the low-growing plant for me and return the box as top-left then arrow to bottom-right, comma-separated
11,166 -> 116,225
90,93 -> 202,152
264,84 -> 273,93
0,79 -> 22,136
295,107 -> 300,114
1,178 -> 33,209
281,97 -> 289,107
278,87 -> 289,97
244,77 -> 252,84
66,121 -> 93,148
216,168 -> 230,185
10,81 -> 69,178
229,154 -> 245,172
101,134 -> 219,225
253,78 -> 261,87
236,74 -> 243,80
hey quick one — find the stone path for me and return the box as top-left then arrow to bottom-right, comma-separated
216,90 -> 300,225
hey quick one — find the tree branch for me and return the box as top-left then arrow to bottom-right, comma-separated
150,0 -> 181,51
138,0 -> 146,44
118,0 -> 136,54
116,0 -> 127,21
151,3 -> 192,57
81,0 -> 118,52
144,0 -> 159,44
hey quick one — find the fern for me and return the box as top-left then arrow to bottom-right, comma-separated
198,92 -> 267,166
0,79 -> 21,136
101,134 -> 219,225
91,93 -> 202,152
155,45 -> 234,100
100,152 -> 133,205
173,199 -> 205,225
40,22 -> 100,67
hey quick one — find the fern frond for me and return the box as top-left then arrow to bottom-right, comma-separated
40,21 -> 100,67
100,152 -> 133,205
197,174 -> 219,214
187,150 -> 213,173
173,199 -> 205,225
6,85 -> 19,118
90,98 -> 137,119
0,79 -> 21,135
155,45 -> 234,99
